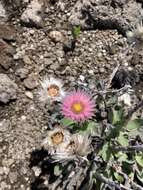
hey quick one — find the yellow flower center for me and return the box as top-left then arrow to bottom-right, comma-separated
47,84 -> 59,97
51,132 -> 64,145
71,102 -> 84,114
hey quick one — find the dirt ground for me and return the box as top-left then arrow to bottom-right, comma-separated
0,0 -> 143,189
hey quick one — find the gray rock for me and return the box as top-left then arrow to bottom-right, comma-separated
25,91 -> 33,99
48,31 -> 64,43
50,62 -> 60,70
23,55 -> 32,65
1,0 -> 22,11
9,171 -> 18,184
20,0 -> 46,28
23,74 -> 38,89
0,39 -> 15,70
16,68 -> 29,79
0,74 -> 17,103
69,0 -> 143,35
0,24 -> 16,41
0,119 -> 10,132
0,181 -> 9,189
0,2 -> 7,21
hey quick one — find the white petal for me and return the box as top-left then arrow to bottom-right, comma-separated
38,77 -> 65,103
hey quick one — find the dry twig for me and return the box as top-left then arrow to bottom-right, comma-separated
94,173 -> 134,190
112,145 -> 143,152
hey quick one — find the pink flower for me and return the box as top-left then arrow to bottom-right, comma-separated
61,90 -> 95,122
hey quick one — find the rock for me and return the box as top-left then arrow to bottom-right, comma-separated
0,74 -> 17,103
69,0 -> 143,35
9,172 -> 18,184
48,31 -> 64,43
32,166 -> 41,177
88,70 -> 94,75
1,0 -> 23,13
20,0 -> 46,28
50,62 -> 60,70
16,68 -> 29,79
23,74 -> 38,89
23,55 -> 32,65
0,39 -> 15,70
57,1 -> 65,11
0,24 -> 16,41
0,181 -> 9,189
0,119 -> 10,132
99,67 -> 105,73
0,2 -> 7,21
79,75 -> 85,81
63,40 -> 76,54
0,54 -> 13,70
25,91 -> 33,99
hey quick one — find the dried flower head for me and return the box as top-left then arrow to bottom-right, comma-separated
71,133 -> 91,157
52,134 -> 92,163
126,21 -> 143,44
61,90 -> 95,122
38,77 -> 65,104
42,126 -> 71,154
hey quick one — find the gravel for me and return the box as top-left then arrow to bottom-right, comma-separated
0,0 -> 143,189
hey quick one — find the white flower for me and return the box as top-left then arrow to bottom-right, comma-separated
126,21 -> 143,44
42,126 -> 71,155
38,77 -> 65,104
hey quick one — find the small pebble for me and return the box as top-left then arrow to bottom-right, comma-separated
25,91 -> 33,99
48,31 -> 64,43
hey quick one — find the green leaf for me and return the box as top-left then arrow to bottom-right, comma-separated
123,159 -> 135,165
79,121 -> 98,136
54,165 -> 62,176
115,152 -> 128,162
114,172 -> 124,183
99,143 -> 113,162
72,26 -> 81,38
61,118 -> 75,127
117,132 -> 129,146
135,154 -> 143,167
136,170 -> 143,183
126,119 -> 143,131
108,106 -> 123,125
